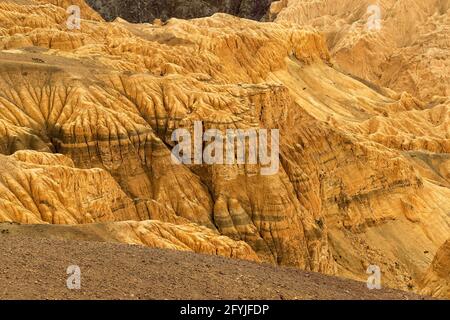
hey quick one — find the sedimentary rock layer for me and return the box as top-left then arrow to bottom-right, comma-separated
85,0 -> 273,22
274,0 -> 450,99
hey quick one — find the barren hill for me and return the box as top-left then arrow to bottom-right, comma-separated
0,0 -> 448,299
0,223 -> 426,300
272,0 -> 450,99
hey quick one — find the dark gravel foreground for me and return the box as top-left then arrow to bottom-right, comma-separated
0,230 -> 427,300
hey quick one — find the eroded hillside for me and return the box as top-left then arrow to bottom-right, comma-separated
0,0 -> 449,298
272,0 -> 450,99
420,239 -> 450,298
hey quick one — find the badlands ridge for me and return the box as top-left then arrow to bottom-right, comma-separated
0,0 -> 449,298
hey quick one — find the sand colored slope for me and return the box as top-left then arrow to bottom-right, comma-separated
420,239 -> 450,298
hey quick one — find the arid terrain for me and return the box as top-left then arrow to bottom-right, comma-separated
0,0 -> 449,299
85,0 -> 274,22
0,222 -> 426,300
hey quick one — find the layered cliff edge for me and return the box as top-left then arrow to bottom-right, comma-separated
0,0 -> 449,298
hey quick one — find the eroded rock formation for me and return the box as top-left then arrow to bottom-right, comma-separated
274,0 -> 450,100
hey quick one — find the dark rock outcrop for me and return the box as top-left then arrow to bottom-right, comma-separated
86,0 -> 273,22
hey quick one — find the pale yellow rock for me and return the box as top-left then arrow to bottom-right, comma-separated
102,220 -> 261,262
420,240 -> 450,298
0,151 -> 140,224
275,0 -> 450,99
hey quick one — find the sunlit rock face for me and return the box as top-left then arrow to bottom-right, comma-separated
85,0 -> 273,22
0,0 -> 449,298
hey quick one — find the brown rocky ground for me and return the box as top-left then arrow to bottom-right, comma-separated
0,0 -> 448,299
0,222 -> 426,300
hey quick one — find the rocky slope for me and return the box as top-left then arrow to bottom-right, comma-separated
85,0 -> 273,22
0,227 -> 427,300
420,239 -> 450,298
0,0 -> 449,298
272,0 -> 450,100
